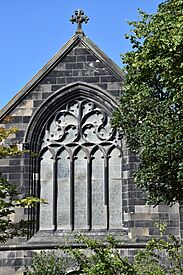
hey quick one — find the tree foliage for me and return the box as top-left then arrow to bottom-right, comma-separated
0,117 -> 44,243
26,228 -> 183,274
112,0 -> 183,205
66,235 -> 135,275
25,251 -> 65,275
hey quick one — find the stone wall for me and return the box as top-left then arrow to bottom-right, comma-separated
0,37 -> 182,274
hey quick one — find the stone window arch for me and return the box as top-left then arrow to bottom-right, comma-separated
25,83 -> 123,235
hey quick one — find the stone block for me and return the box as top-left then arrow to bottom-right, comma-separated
57,77 -> 66,84
169,203 -> 179,214
86,55 -> 97,61
40,77 -> 56,85
66,62 -> 83,70
101,76 -> 117,82
23,116 -> 31,123
11,116 -> 23,123
110,90 -> 120,97
66,76 -> 99,83
62,55 -> 76,62
33,84 -> 52,92
129,227 -> 149,239
157,205 -> 169,212
74,48 -> 89,55
51,84 -> 65,91
168,220 -> 180,227
95,83 -> 107,90
0,159 -> 9,166
19,100 -> 33,109
135,205 -> 151,213
132,213 -> 151,220
11,108 -> 34,116
33,100 -> 44,107
107,82 -> 121,90
77,55 -> 86,62
150,206 -> 159,213
0,267 -> 16,275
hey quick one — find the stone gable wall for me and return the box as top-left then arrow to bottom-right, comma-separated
0,41 -> 123,203
0,41 -> 182,274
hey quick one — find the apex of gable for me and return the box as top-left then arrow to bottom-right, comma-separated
0,25 -> 124,120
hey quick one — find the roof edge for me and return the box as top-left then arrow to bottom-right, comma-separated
0,33 -> 124,120
0,34 -> 80,120
81,35 -> 125,81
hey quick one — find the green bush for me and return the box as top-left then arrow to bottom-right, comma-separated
25,228 -> 183,275
25,251 -> 65,275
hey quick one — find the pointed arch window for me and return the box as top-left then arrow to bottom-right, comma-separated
38,98 -> 123,232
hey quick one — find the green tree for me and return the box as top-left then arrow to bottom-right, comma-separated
0,117 -> 44,243
113,0 -> 183,205
25,251 -> 65,275
66,235 -> 135,275
26,230 -> 183,274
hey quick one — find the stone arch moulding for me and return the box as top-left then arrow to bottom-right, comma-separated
24,82 -> 119,149
24,82 -> 124,238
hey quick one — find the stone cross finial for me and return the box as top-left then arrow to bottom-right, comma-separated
70,9 -> 89,35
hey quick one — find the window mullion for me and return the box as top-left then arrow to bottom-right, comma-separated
87,157 -> 92,230
104,156 -> 109,230
53,158 -> 57,231
70,156 -> 74,231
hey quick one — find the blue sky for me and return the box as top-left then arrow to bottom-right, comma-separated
0,0 -> 162,109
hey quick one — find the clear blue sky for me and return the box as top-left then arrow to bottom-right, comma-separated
0,0 -> 162,109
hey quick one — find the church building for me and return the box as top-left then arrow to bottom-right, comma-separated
0,10 -> 182,274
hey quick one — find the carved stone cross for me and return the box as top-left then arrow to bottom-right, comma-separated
70,9 -> 89,35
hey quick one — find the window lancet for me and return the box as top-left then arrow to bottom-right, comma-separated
39,98 -> 122,231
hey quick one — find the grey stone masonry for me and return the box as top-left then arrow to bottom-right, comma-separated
0,33 -> 182,274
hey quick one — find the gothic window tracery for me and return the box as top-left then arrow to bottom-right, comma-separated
39,98 -> 123,231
